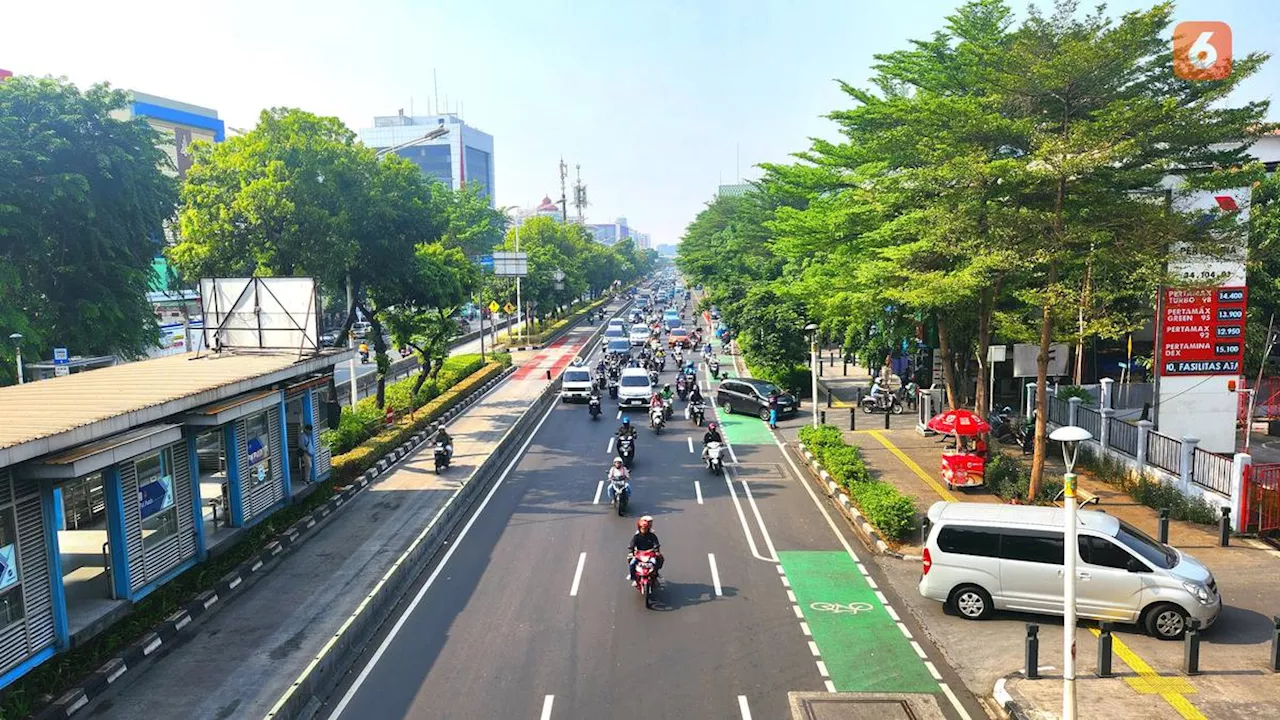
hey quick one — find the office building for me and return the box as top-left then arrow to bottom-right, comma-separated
359,111 -> 495,206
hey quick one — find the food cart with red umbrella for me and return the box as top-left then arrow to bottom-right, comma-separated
927,409 -> 991,490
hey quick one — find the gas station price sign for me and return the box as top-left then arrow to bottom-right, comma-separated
1159,286 -> 1247,376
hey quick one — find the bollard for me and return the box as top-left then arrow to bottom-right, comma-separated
818,356 -> 824,376
546,370 -> 552,380
820,410 -> 826,425
1158,509 -> 1169,544
1184,618 -> 1201,675
843,358 -> 848,376
884,409 -> 891,430
1270,616 -> 1280,672
1096,622 -> 1114,678
1025,623 -> 1041,679
1219,507 -> 1231,547
827,391 -> 832,408
850,407 -> 856,431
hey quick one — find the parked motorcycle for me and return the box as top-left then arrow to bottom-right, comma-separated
609,475 -> 631,516
990,407 -> 1033,455
589,395 -> 602,420
631,549 -> 661,609
433,441 -> 451,473
705,441 -> 725,476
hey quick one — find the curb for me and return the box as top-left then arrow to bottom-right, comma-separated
34,364 -> 519,720
795,441 -> 903,558
992,672 -> 1033,720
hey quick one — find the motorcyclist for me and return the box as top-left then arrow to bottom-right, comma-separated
688,384 -> 704,405
701,422 -> 724,462
627,515 -> 663,585
617,416 -> 637,439
436,428 -> 454,460
869,376 -> 888,409
607,457 -> 631,502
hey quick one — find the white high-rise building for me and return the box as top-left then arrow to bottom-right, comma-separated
359,110 -> 495,206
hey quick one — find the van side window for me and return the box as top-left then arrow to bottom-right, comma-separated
1079,535 -> 1136,570
936,526 -> 1000,557
1000,530 -> 1065,564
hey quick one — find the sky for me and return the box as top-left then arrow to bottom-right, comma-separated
3,0 -> 1277,247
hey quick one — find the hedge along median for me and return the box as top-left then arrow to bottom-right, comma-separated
0,354 -> 512,720
798,425 -> 918,542
495,285 -> 634,350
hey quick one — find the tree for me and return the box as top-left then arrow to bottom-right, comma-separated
436,183 -> 505,258
383,243 -> 479,396
0,76 -> 179,381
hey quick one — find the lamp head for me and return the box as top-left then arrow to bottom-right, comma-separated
7,333 -> 20,344
1049,425 -> 1093,473
803,323 -> 818,333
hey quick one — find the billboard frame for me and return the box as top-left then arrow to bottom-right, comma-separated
199,277 -> 320,357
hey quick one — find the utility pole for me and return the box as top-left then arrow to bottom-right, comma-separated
573,164 -> 588,224
559,157 -> 569,223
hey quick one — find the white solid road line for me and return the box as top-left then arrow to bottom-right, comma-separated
708,553 -> 722,596
739,475 -> 779,561
687,436 -> 694,453
593,481 -> 604,505
738,695 -> 753,720
724,474 -> 770,562
570,552 -> 587,597
327,395 -> 561,719
607,436 -> 615,454
540,695 -> 554,720
694,480 -> 703,504
616,410 -> 622,420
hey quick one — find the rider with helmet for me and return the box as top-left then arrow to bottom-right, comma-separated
701,422 -> 723,462
607,457 -> 631,502
617,416 -> 637,439
627,515 -> 663,585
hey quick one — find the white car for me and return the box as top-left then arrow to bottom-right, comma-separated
561,366 -> 595,402
607,318 -> 627,333
628,325 -> 650,346
617,367 -> 654,408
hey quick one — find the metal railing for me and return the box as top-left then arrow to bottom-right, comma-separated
1048,395 -> 1070,425
1107,417 -> 1138,457
1190,447 -> 1233,496
1145,431 -> 1182,475
1077,405 -> 1101,441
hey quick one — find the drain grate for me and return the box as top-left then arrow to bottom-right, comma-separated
788,692 -> 946,720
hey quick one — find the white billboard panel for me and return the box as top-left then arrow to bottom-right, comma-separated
200,277 -> 319,352
1013,343 -> 1070,378
492,252 -> 528,277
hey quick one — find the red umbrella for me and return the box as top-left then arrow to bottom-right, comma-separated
927,409 -> 991,436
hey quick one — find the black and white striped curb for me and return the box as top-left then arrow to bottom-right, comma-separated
993,672 -> 1034,720
795,441 -> 902,557
35,365 -> 516,720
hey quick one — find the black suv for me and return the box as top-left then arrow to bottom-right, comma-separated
716,378 -> 797,421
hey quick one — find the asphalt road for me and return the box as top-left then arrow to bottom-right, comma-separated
317,319 -> 985,719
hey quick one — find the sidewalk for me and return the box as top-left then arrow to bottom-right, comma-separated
81,303 -> 620,720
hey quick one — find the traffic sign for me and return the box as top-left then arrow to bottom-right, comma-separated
488,301 -> 500,313
53,347 -> 69,377
503,302 -> 516,314
473,254 -> 494,271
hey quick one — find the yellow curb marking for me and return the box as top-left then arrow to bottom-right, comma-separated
863,430 -> 959,503
1090,622 -> 1204,720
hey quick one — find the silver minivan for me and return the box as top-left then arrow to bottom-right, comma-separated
918,501 -> 1221,640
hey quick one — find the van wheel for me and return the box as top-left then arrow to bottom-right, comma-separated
1144,603 -> 1189,640
758,408 -> 771,421
722,401 -> 733,415
949,585 -> 994,620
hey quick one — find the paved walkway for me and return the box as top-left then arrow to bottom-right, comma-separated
85,301 -> 624,720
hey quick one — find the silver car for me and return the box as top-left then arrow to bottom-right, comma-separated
918,501 -> 1221,640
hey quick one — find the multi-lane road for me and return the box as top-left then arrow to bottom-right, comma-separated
317,308 -> 986,719
332,316 -> 519,387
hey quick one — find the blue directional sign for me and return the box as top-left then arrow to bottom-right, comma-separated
471,255 -> 494,272
138,475 -> 174,520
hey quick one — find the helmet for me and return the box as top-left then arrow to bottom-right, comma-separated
708,422 -> 718,431
613,457 -> 624,465
637,515 -> 654,531
664,384 -> 671,390
622,416 -> 631,425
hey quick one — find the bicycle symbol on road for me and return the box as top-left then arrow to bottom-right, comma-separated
809,601 -> 875,615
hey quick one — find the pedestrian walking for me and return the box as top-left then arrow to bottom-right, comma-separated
299,425 -> 315,483
767,391 -> 780,430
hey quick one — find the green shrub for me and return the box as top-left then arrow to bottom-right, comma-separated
1057,385 -> 1096,406
984,453 -> 1030,501
799,424 -> 843,455
1078,446 -> 1218,526
849,480 -> 917,541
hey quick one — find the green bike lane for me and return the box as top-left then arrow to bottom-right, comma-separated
704,361 -> 981,717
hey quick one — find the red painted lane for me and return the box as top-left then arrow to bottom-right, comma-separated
511,337 -> 589,381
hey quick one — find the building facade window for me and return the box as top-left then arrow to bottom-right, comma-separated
244,411 -> 272,488
399,145 -> 452,188
464,146 -> 492,199
0,506 -> 25,628
137,448 -> 179,549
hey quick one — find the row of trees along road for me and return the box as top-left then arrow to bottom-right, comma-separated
677,0 -> 1275,497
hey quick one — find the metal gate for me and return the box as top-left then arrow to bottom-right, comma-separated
1242,463 -> 1280,534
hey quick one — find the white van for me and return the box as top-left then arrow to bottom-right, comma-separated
918,501 -> 1220,640
560,366 -> 595,402
617,367 -> 653,408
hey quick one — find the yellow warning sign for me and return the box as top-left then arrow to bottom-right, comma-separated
503,302 -> 516,314
488,301 -> 500,313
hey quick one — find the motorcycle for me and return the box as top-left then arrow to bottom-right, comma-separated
631,550 -> 661,608
359,350 -> 370,364
589,395 -> 602,420
649,406 -> 666,433
689,401 -> 705,426
861,392 -> 904,415
705,440 -> 725,475
990,407 -> 1033,455
708,359 -> 721,379
676,377 -> 688,401
608,475 -> 631,516
433,441 -> 451,473
617,436 -> 636,467
648,370 -> 659,387
608,379 -> 619,399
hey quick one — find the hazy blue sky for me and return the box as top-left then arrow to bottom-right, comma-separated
5,1 -> 1276,246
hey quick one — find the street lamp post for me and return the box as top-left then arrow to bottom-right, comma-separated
804,323 -> 819,427
1048,424 -> 1093,720
8,333 -> 23,385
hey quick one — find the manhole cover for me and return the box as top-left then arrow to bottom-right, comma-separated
789,692 -> 945,720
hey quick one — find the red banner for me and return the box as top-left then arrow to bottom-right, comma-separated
0,69 -> 12,81
1159,286 -> 1246,376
